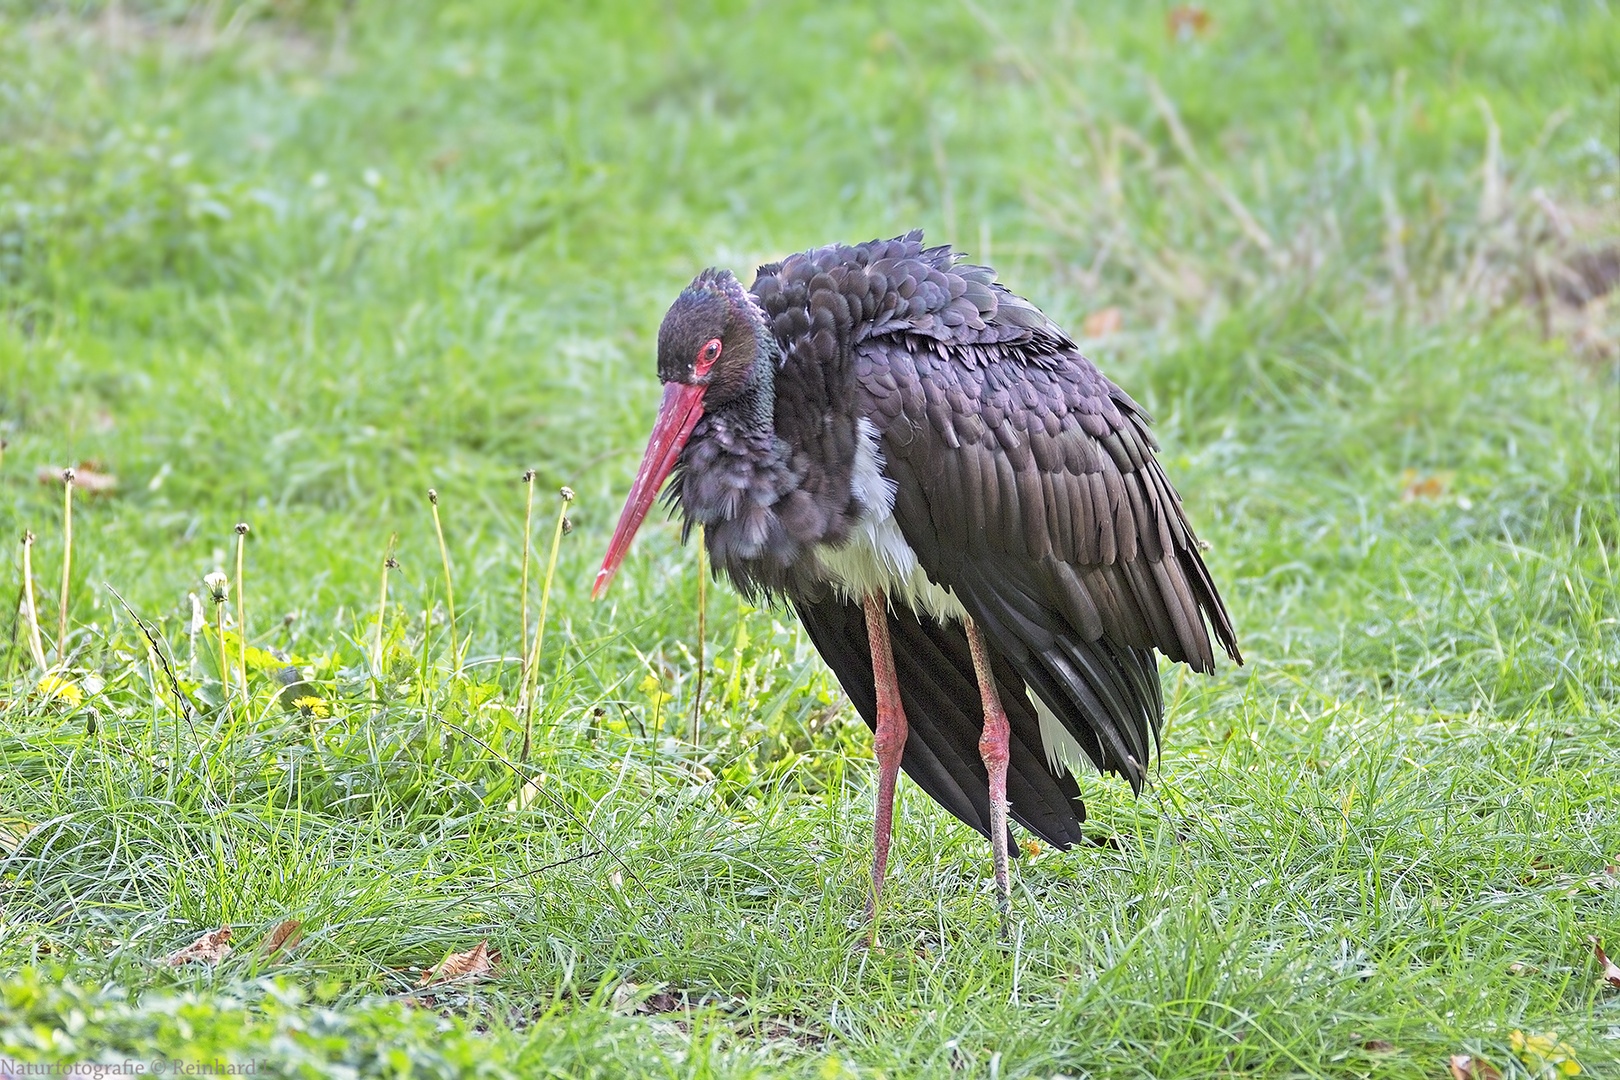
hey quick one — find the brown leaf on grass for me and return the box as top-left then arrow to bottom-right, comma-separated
1589,936 -> 1620,988
1081,306 -> 1123,338
642,991 -> 682,1014
1166,6 -> 1211,40
1398,468 -> 1452,502
164,927 -> 233,966
261,919 -> 303,958
0,818 -> 34,854
1449,1054 -> 1503,1080
38,462 -> 119,494
418,940 -> 499,987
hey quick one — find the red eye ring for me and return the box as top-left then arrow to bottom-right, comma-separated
694,338 -> 721,377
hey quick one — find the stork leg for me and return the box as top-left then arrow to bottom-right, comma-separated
863,591 -> 908,944
964,616 -> 1013,941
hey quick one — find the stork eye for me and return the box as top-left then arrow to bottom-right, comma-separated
694,338 -> 721,376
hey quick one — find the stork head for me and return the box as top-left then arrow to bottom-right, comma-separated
594,269 -> 772,600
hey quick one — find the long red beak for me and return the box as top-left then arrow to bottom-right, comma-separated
593,381 -> 708,599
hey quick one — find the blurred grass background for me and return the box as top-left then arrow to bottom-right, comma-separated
1,1 -> 1618,1077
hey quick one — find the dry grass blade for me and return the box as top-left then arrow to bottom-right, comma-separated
1144,75 -> 1277,260
164,927 -> 234,967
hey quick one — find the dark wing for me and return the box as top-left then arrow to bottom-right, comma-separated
793,590 -> 1087,850
844,242 -> 1242,792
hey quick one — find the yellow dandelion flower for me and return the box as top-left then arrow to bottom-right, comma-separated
1512,1030 -> 1582,1077
293,695 -> 330,718
37,674 -> 82,706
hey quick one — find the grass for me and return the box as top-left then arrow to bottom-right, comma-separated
1,0 -> 1617,1076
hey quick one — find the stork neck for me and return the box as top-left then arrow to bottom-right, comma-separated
713,346 -> 778,435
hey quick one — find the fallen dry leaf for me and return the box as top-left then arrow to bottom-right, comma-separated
611,981 -> 641,1014
1589,936 -> 1620,989
38,463 -> 119,495
1166,5 -> 1212,40
0,818 -> 35,855
1449,1054 -> 1503,1080
418,940 -> 499,987
164,927 -> 233,967
261,919 -> 303,958
1082,306 -> 1124,338
642,990 -> 682,1014
1398,468 -> 1452,502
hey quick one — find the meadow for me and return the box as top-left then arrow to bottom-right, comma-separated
1,1 -> 1617,1076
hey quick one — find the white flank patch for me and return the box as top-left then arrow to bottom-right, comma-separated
819,422 -> 1086,783
1029,685 -> 1088,778
814,419 -> 968,624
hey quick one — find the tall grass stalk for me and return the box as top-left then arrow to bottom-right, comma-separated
427,490 -> 458,671
55,469 -> 72,670
520,486 -> 572,761
20,532 -> 46,671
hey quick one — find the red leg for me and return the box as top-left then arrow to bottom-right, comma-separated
863,592 -> 908,942
965,616 -> 1013,940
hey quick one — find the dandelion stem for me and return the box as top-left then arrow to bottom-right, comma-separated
215,590 -> 230,720
428,490 -> 459,670
234,523 -> 250,708
21,532 -> 46,671
57,469 -> 73,670
692,524 -> 705,747
521,486 -> 572,761
375,533 -> 398,679
519,470 -> 536,676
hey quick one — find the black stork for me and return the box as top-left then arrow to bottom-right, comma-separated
595,231 -> 1241,937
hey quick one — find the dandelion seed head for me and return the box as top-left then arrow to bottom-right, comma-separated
204,570 -> 229,602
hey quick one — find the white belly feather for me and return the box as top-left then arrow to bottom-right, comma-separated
812,418 -> 967,624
